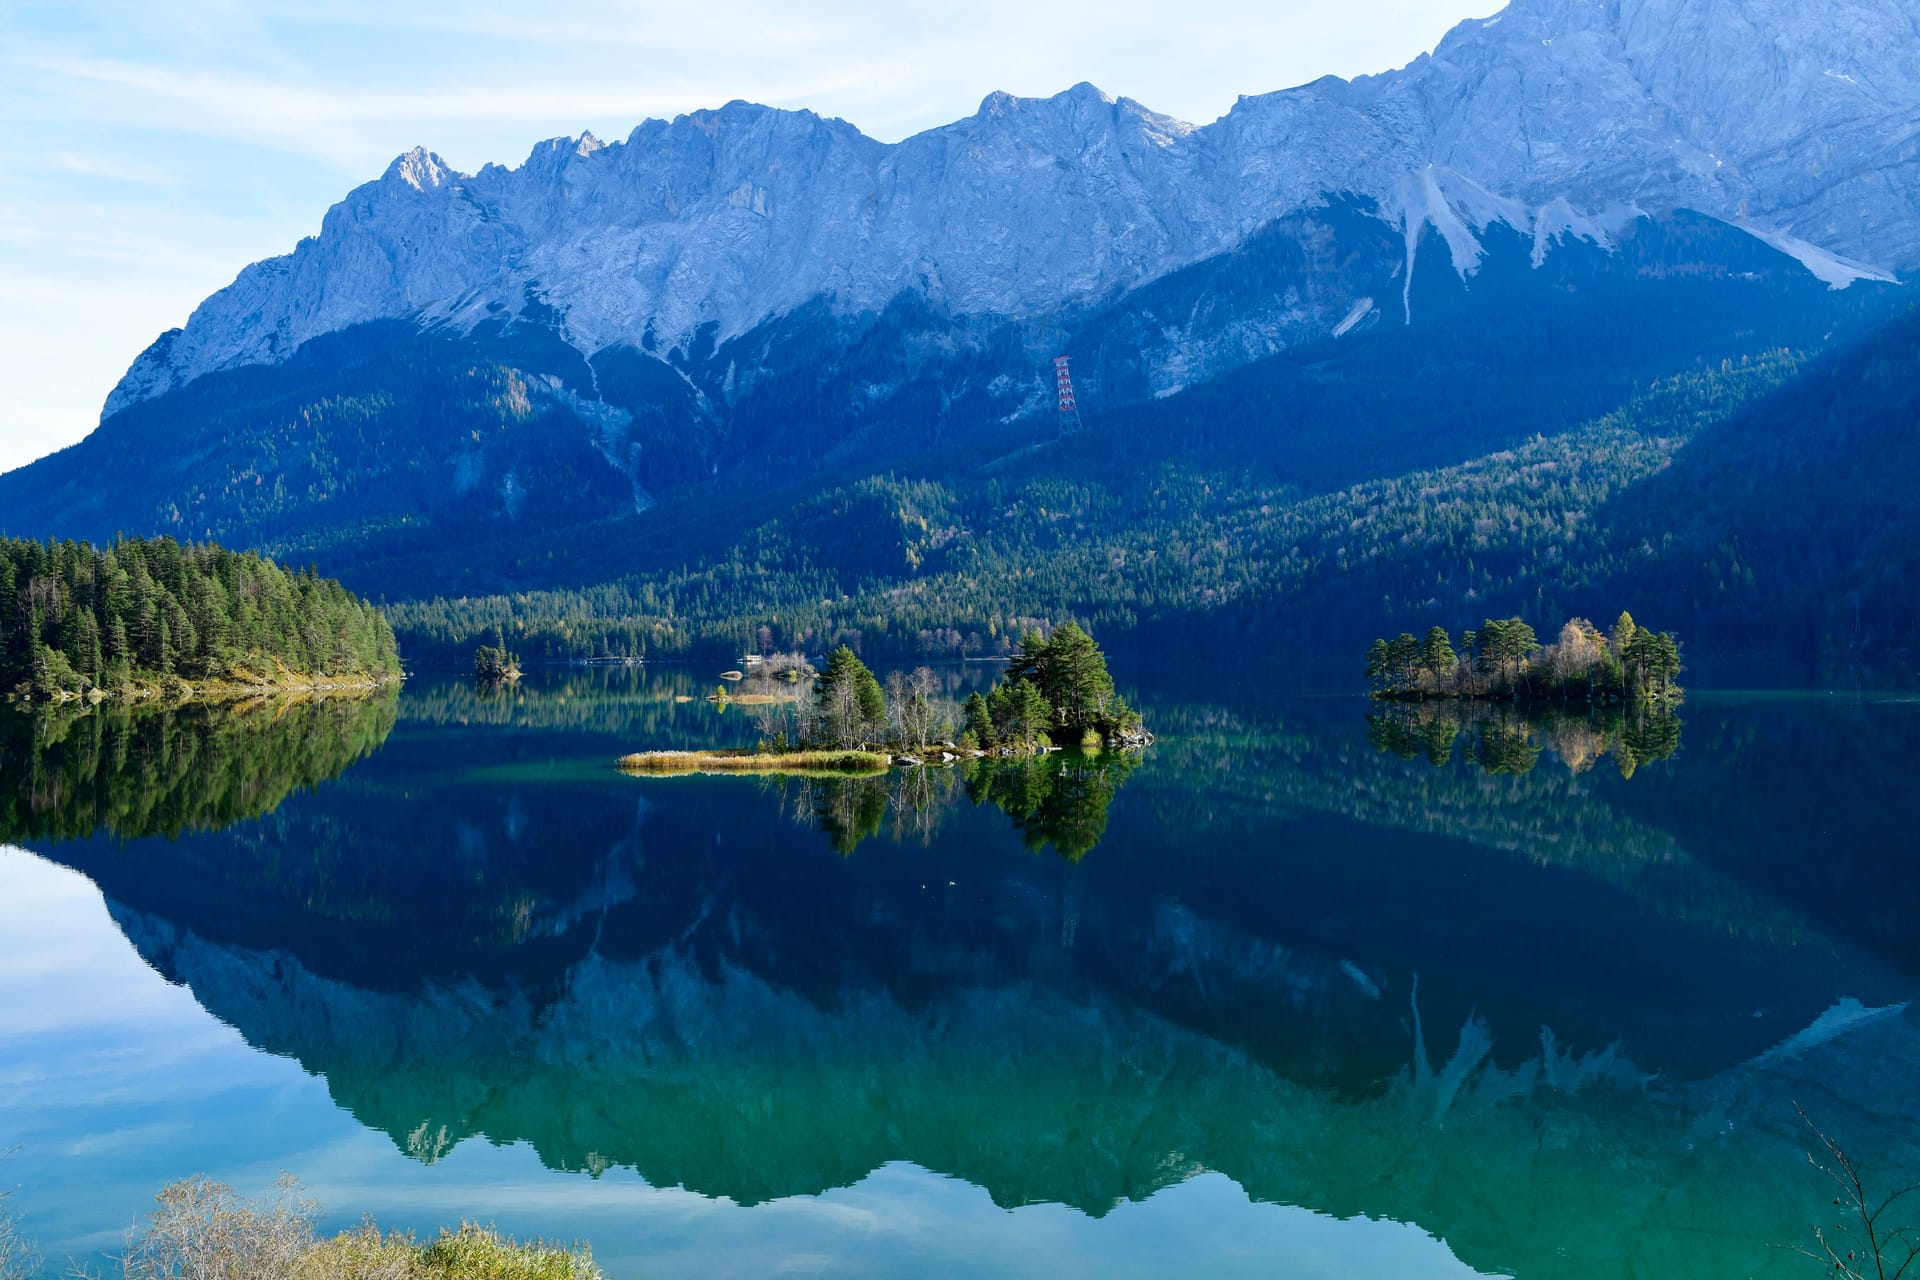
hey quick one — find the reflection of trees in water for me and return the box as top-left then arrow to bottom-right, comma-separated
0,693 -> 399,842
786,774 -> 893,855
1366,701 -> 1681,778
962,752 -> 1142,860
777,752 -> 1143,858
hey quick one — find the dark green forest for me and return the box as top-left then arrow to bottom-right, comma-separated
385,309 -> 1920,672
0,536 -> 401,699
0,222 -> 1912,677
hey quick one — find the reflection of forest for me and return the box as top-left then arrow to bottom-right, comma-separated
23,681 -> 1920,1280
1139,698 -> 1809,950
0,691 -> 398,842
1365,700 -> 1682,777
400,665 -> 995,741
776,751 -> 1142,858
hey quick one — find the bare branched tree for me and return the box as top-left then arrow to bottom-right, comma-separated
0,1187 -> 38,1280
117,1174 -> 317,1280
1793,1103 -> 1920,1280
886,761 -> 960,844
906,667 -> 939,750
0,1148 -> 38,1280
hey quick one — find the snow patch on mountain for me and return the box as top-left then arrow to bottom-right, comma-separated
1736,225 -> 1902,290
1333,297 -> 1377,338
1531,196 -> 1640,267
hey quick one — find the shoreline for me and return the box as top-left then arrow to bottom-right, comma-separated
617,740 -> 1148,778
617,748 -> 895,777
1369,690 -> 1684,707
5,673 -> 402,710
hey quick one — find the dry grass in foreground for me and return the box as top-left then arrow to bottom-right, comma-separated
84,1175 -> 600,1280
617,748 -> 890,777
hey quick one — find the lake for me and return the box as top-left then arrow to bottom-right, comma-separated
2,665 -> 1918,1279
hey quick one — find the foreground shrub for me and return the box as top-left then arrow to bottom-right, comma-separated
305,1223 -> 601,1280
105,1177 -> 599,1280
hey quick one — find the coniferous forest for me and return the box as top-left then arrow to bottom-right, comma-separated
0,251 -> 1911,680
1366,612 -> 1683,704
0,536 -> 401,700
376,305 -> 1920,673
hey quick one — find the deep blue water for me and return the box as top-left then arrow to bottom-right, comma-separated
2,667 -> 1918,1278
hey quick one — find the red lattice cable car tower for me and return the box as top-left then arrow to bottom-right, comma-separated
1053,355 -> 1084,436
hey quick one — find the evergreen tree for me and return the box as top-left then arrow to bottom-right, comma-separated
1364,638 -> 1391,692
812,646 -> 886,748
1387,633 -> 1421,687
961,691 -> 994,750
1419,626 -> 1457,684
1366,610 -> 1681,704
1015,622 -> 1117,733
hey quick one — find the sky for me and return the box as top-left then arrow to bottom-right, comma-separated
0,0 -> 1489,474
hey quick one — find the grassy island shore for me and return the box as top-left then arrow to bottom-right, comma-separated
621,624 -> 1150,778
618,748 -> 892,777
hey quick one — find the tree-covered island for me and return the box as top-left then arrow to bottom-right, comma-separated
1365,612 -> 1682,704
471,643 -> 522,684
619,622 -> 1148,775
1,536 -> 401,704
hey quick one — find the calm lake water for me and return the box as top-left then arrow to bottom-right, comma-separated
2,666 -> 1918,1278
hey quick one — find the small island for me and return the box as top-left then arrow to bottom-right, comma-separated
617,748 -> 893,777
707,652 -> 816,705
472,642 -> 522,684
1,535 -> 401,705
1365,611 -> 1682,704
619,622 -> 1148,776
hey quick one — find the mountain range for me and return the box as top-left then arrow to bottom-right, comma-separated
2,0 -> 1917,665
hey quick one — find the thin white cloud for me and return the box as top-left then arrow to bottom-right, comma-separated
52,151 -> 189,185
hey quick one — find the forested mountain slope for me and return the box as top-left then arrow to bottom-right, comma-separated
2,0 -> 1917,670
0,216 -> 1899,602
387,304 -> 1920,670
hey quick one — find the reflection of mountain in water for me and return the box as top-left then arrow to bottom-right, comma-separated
107,893 -> 1920,1280
0,693 -> 398,843
23,679 -> 1920,1280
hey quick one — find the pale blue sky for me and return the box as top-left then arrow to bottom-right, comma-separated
0,0 -> 1487,474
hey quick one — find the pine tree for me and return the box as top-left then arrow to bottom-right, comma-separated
961,691 -> 994,750
1364,638 -> 1391,692
1032,622 -> 1116,731
1419,626 -> 1457,686
813,645 -> 886,748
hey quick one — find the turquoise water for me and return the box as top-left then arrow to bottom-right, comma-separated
2,668 -> 1918,1278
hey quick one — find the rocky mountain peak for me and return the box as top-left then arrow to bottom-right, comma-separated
97,0 -> 1919,422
